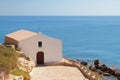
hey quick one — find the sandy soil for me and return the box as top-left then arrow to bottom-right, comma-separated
30,66 -> 86,80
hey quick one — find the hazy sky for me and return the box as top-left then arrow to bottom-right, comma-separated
0,0 -> 120,16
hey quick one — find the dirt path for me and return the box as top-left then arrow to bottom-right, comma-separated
30,66 -> 86,80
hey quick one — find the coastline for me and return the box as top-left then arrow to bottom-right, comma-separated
0,16 -> 120,68
65,57 -> 120,80
0,43 -> 119,80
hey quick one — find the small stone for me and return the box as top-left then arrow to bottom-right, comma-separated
81,61 -> 88,66
103,72 -> 110,76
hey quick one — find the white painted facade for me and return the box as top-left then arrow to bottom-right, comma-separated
4,30 -> 62,64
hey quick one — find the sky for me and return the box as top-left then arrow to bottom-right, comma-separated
0,0 -> 120,16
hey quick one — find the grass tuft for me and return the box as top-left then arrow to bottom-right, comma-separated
0,45 -> 18,72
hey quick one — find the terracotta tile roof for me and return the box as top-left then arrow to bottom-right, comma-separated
6,29 -> 37,41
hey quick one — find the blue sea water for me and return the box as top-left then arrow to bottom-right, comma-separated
0,16 -> 120,68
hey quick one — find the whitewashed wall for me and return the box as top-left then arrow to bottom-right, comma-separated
18,32 -> 62,63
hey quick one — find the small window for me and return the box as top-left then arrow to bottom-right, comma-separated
38,41 -> 42,47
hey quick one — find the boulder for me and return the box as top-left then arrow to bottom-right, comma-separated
94,60 -> 100,65
103,72 -> 110,76
109,67 -> 116,71
99,64 -> 108,72
81,61 -> 88,66
0,70 -> 9,80
18,57 -> 35,72
115,72 -> 120,77
96,69 -> 102,74
89,65 -> 96,71
0,72 -> 5,80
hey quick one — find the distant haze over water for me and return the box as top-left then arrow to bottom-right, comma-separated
0,16 -> 120,68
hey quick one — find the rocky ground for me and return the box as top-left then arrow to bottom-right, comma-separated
7,57 -> 35,80
18,57 -> 35,73
79,59 -> 120,80
0,50 -> 35,80
0,44 -> 118,80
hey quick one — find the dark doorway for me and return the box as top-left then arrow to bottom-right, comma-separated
36,52 -> 44,64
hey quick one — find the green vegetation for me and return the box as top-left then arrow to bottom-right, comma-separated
0,45 -> 31,80
0,45 -> 18,72
11,69 -> 30,80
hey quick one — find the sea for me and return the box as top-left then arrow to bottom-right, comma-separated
0,16 -> 120,69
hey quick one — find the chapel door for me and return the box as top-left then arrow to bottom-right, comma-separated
37,52 -> 44,64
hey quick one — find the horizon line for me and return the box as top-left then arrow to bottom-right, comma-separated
1,15 -> 120,16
